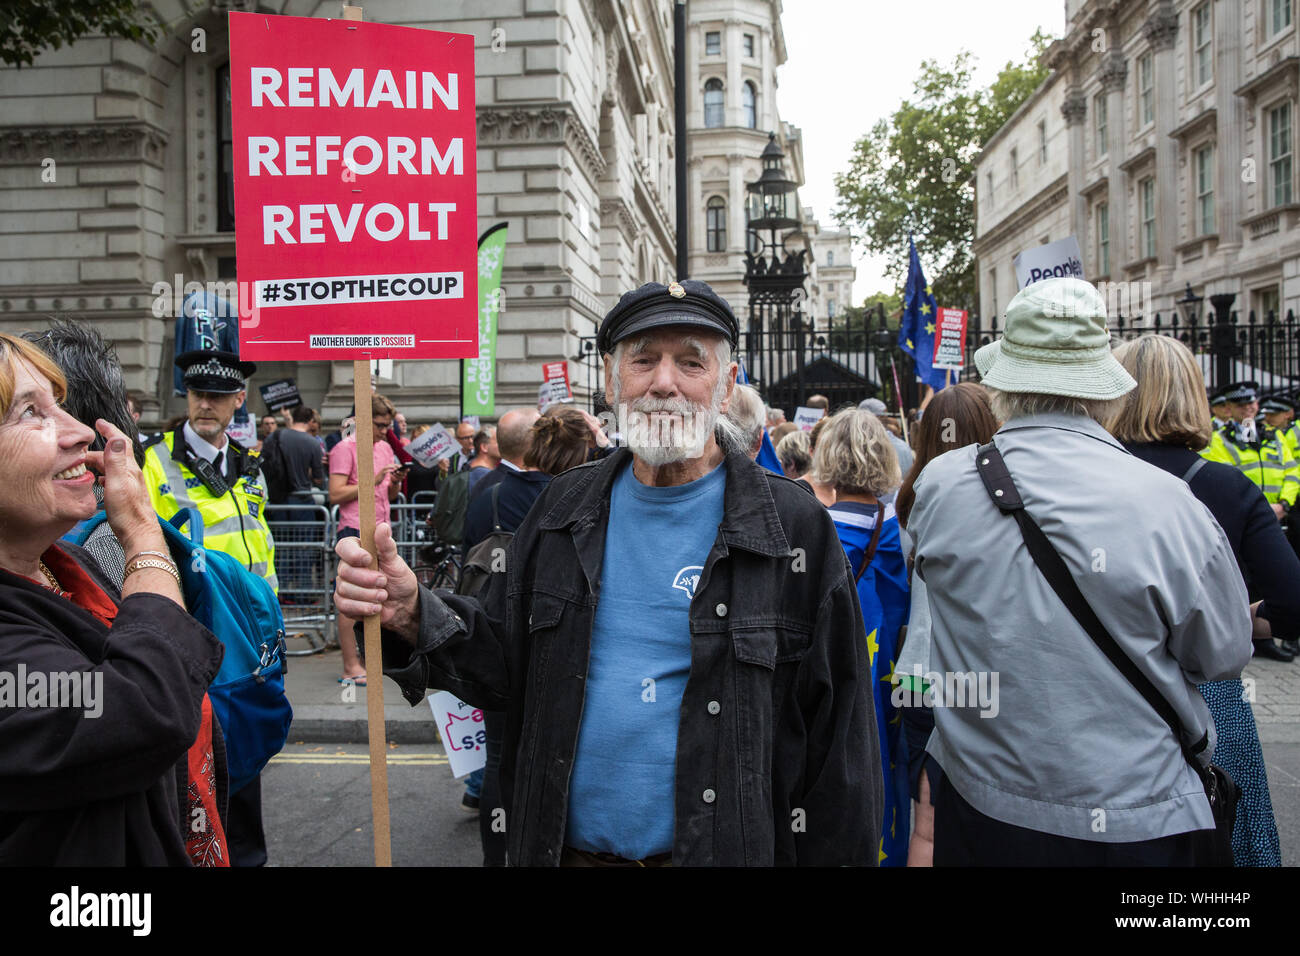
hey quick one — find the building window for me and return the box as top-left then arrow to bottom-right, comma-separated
1193,3 -> 1213,87
706,196 -> 726,251
1096,203 -> 1110,275
1271,0 -> 1292,36
1256,285 -> 1281,320
827,282 -> 835,294
1270,101 -> 1293,207
704,79 -> 724,128
744,33 -> 755,57
827,300 -> 837,319
1095,93 -> 1107,157
1038,120 -> 1047,165
1009,147 -> 1019,189
827,250 -> 834,267
1195,145 -> 1215,234
742,81 -> 757,129
705,31 -> 721,56
986,171 -> 994,203
989,268 -> 998,318
1140,178 -> 1156,258
1138,53 -> 1154,127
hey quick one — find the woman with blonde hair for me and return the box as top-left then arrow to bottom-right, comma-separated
1111,333 -> 1299,866
813,408 -> 910,865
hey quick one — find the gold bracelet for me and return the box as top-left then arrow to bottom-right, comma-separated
124,557 -> 182,587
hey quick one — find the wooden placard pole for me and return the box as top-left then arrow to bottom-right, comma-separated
343,2 -> 392,869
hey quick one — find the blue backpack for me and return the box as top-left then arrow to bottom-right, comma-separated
66,508 -> 292,793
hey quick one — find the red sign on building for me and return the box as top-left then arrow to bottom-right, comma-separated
228,12 -> 478,361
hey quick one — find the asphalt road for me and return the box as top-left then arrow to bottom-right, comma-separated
263,739 -> 1300,867
263,742 -> 482,867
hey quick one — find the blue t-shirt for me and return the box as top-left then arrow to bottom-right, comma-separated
565,459 -> 728,859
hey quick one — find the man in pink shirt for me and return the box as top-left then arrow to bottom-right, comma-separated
329,393 -> 406,683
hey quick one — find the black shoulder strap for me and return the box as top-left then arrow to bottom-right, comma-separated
490,482 -> 503,533
855,502 -> 885,583
1181,457 -> 1208,484
974,441 -> 1208,763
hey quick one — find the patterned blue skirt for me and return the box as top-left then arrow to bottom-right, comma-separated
1200,679 -> 1281,867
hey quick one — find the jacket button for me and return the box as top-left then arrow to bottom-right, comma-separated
714,603 -> 727,617
707,700 -> 720,715
702,789 -> 716,804
528,614 -> 533,627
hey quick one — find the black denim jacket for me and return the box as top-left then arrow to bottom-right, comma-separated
381,448 -> 882,866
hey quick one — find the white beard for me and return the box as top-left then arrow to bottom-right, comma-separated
620,396 -> 720,466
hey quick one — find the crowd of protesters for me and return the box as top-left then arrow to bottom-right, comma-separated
1,273 -> 1292,867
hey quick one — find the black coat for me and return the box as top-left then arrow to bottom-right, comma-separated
381,448 -> 882,866
0,543 -> 223,865
462,468 -> 551,552
1125,441 -> 1300,638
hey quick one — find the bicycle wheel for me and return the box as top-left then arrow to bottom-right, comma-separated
412,563 -> 458,591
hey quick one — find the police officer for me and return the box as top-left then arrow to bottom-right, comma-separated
144,347 -> 277,864
1209,386 -> 1231,430
1263,396 -> 1299,461
145,350 -> 277,587
1202,381 -> 1300,522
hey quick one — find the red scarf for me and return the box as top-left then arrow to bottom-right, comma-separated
42,545 -> 229,867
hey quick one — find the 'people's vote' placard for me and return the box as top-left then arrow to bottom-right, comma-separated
228,12 -> 478,361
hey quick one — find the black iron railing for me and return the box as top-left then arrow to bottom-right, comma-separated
575,308 -> 1300,415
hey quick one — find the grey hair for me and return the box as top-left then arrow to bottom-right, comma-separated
986,388 -> 1127,426
716,383 -> 765,456
23,317 -> 143,465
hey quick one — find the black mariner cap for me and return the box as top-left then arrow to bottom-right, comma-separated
597,279 -> 739,355
175,348 -> 256,394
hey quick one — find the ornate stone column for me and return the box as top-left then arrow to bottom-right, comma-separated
1061,85 -> 1089,248
1100,50 -> 1128,274
727,152 -> 745,252
1214,0 -> 1244,259
725,17 -> 743,127
1144,3 -> 1179,282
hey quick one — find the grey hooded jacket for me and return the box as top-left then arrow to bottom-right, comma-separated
908,412 -> 1251,842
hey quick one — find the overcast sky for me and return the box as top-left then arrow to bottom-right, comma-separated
776,0 -> 1066,302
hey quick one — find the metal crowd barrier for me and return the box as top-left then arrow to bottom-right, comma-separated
266,502 -> 334,655
390,499 -> 438,569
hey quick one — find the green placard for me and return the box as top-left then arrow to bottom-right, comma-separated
463,223 -> 507,417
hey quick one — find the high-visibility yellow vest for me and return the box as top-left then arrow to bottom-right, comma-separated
143,428 -> 278,590
1201,423 -> 1300,507
1276,421 -> 1300,463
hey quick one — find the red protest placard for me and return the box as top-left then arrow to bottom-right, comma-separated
228,12 -> 478,361
932,307 -> 967,370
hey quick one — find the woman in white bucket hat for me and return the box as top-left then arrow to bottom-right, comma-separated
904,277 -> 1251,866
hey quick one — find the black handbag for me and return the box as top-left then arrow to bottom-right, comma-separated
974,440 -> 1238,866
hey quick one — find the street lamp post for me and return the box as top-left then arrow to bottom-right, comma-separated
744,132 -> 807,404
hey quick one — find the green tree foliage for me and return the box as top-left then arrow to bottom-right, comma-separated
833,30 -> 1052,313
1,0 -> 158,68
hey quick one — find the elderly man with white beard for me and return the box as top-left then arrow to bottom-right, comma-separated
334,279 -> 882,867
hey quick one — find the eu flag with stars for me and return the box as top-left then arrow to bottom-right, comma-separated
897,235 -> 948,391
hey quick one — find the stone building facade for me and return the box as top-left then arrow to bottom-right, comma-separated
0,0 -> 679,426
0,0 -> 846,425
974,0 -> 1299,327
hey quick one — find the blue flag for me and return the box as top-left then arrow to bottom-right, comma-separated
897,236 -> 949,392
737,360 -> 784,476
